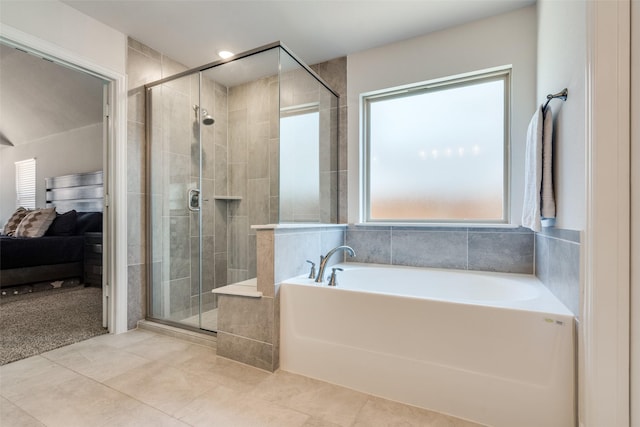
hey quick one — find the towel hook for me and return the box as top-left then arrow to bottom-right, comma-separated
542,88 -> 568,113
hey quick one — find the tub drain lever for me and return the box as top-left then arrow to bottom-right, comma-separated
328,267 -> 343,287
306,260 -> 316,279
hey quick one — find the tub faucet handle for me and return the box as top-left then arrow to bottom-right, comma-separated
328,267 -> 343,287
306,260 -> 316,279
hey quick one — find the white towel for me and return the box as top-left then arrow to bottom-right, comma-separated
522,106 -> 555,232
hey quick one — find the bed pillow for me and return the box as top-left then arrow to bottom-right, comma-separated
46,210 -> 78,236
2,207 -> 30,236
14,207 -> 57,238
75,212 -> 103,234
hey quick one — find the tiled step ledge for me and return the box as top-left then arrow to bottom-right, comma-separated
212,277 -> 261,298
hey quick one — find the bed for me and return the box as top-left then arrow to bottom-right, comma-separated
0,171 -> 103,290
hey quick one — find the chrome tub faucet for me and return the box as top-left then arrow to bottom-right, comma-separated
315,245 -> 356,283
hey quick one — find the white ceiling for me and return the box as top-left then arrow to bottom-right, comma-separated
0,43 -> 105,147
62,0 -> 535,68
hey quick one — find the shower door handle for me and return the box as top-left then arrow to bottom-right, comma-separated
188,188 -> 200,211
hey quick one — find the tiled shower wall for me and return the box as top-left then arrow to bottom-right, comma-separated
127,37 -> 190,329
224,56 -> 342,284
149,71 -> 197,322
311,58 -> 348,224
130,39 -> 231,326
195,77 -> 229,313
226,76 -> 277,285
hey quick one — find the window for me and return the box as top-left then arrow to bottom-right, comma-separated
15,158 -> 36,209
363,68 -> 510,223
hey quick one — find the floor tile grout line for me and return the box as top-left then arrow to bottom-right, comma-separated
4,354 -> 183,427
348,395 -> 375,426
43,333 -> 210,426
3,329 -> 484,426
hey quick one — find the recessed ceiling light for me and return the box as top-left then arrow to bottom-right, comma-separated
218,50 -> 234,59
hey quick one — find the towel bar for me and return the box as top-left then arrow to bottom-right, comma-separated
542,88 -> 568,113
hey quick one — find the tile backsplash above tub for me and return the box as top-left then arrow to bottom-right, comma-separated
262,224 -> 579,317
345,225 -> 534,274
344,224 -> 581,317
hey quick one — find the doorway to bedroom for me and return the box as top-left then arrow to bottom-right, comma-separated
0,40 -> 109,364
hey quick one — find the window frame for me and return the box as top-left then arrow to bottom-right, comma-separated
361,67 -> 511,225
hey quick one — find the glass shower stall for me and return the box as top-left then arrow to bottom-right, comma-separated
145,42 -> 339,332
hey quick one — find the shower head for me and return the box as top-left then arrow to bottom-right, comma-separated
193,105 -> 215,126
201,109 -> 215,126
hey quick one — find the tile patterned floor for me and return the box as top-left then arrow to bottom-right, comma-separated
181,308 -> 218,332
0,330 -> 483,426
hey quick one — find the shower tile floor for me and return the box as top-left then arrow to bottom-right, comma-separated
0,329 -> 484,427
181,308 -> 218,332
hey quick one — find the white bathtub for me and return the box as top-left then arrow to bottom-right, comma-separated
280,262 -> 575,427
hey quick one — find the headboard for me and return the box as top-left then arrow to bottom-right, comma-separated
45,171 -> 103,213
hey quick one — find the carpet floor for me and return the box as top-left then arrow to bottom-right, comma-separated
0,286 -> 107,365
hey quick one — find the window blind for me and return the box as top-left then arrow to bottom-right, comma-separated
15,158 -> 36,209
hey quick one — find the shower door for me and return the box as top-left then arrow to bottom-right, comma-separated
147,72 -> 217,332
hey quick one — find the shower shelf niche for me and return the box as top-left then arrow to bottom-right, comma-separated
213,195 -> 243,201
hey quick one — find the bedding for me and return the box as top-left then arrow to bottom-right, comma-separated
45,210 -> 78,236
0,235 -> 85,270
0,211 -> 102,288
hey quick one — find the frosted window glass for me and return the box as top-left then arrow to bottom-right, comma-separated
280,111 -> 320,222
366,77 -> 507,222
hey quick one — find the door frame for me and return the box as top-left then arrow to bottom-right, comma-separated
0,24 -> 128,334
582,1 -> 631,425
630,0 -> 639,424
